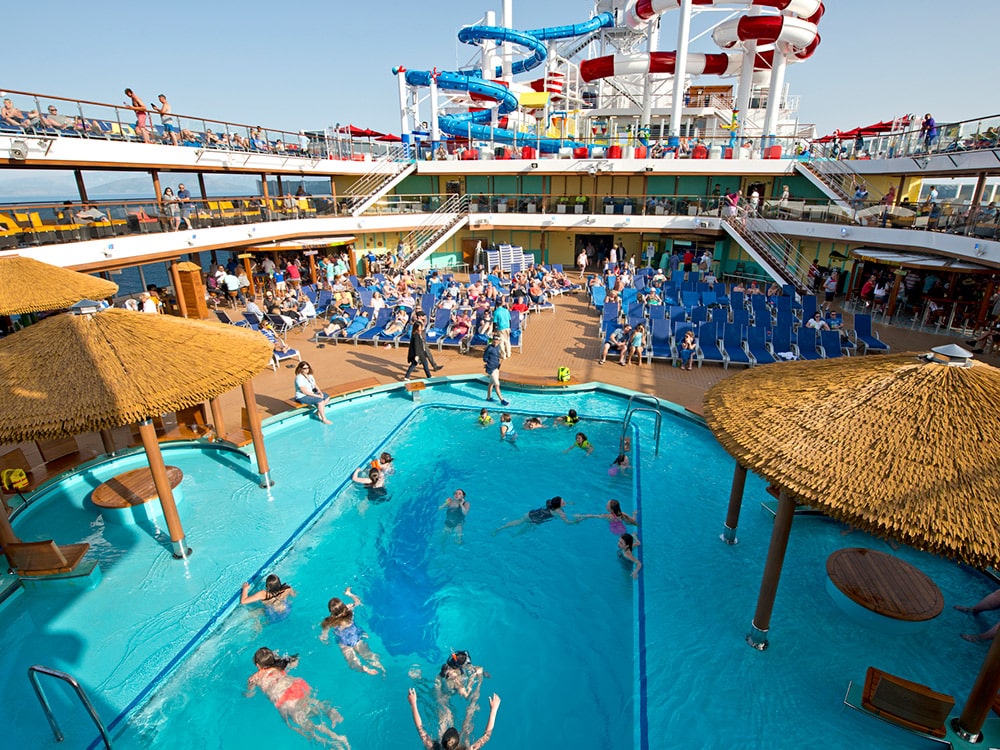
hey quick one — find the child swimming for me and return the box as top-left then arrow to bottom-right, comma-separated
618,533 -> 642,579
564,432 -> 594,455
554,408 -> 580,426
499,412 -> 516,442
495,496 -> 574,533
608,453 -> 630,476
478,408 -> 493,426
240,573 -> 295,623
320,587 -> 385,676
246,647 -> 348,748
523,416 -> 546,430
440,489 -> 470,544
576,499 -> 637,535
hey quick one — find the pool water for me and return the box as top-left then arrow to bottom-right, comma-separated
2,382 -> 993,750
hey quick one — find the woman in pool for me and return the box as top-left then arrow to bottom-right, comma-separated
246,647 -> 348,748
495,496 -> 573,533
240,573 -> 296,622
293,362 -> 331,424
351,466 -> 388,502
564,432 -> 594,455
619,533 -> 642,579
408,687 -> 500,750
320,587 -> 385,676
576,499 -> 637,535
440,489 -> 470,544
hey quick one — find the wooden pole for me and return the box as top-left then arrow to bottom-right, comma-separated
74,169 -> 89,203
0,504 -> 20,547
99,429 -> 116,454
241,381 -> 272,487
138,419 -> 190,559
721,462 -> 747,544
956,628 -> 1000,741
747,488 -> 795,650
209,397 -> 227,441
169,261 -> 189,318
241,255 -> 256,297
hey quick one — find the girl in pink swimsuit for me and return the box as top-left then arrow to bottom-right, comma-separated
245,647 -> 348,747
575,499 -> 637,535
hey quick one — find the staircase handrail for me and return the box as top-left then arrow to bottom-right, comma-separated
398,194 -> 470,268
724,213 -> 812,292
343,146 -> 413,214
805,156 -> 884,204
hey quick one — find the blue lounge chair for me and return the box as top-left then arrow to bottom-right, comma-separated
648,317 -> 672,361
723,323 -> 753,368
590,285 -> 606,312
353,307 -> 393,345
696,321 -> 728,369
852,313 -> 890,354
260,328 -> 301,370
800,294 -> 818,322
795,326 -> 823,360
747,324 -> 776,365
819,329 -> 848,358
770,326 -> 796,361
215,310 -> 250,327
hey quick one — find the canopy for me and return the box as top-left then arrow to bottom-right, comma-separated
375,133 -> 402,142
814,116 -> 912,143
704,351 -> 1000,568
246,236 -> 356,252
851,247 -> 992,271
0,309 -> 273,442
0,255 -> 118,315
337,125 -> 384,139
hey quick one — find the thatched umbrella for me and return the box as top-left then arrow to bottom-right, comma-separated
703,345 -> 1000,738
0,308 -> 274,558
0,255 -> 118,315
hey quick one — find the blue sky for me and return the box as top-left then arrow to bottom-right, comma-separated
6,0 -> 997,137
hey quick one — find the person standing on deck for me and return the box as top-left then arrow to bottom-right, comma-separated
124,88 -> 151,144
492,298 -> 511,360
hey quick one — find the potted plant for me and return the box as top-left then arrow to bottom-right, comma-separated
556,196 -> 569,214
574,196 -> 588,214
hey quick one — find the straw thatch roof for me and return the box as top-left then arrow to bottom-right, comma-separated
0,256 -> 118,315
0,309 -> 273,442
703,353 -> 1000,568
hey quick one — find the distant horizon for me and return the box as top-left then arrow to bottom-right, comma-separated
6,1 -> 997,141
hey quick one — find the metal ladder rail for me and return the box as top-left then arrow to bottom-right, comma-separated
28,664 -> 113,749
622,406 -> 662,456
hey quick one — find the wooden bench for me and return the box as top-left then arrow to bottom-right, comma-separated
36,436 -> 98,471
91,466 -> 184,509
404,381 -> 426,401
499,373 -> 579,388
282,377 -> 382,411
4,540 -> 91,576
860,667 -> 954,738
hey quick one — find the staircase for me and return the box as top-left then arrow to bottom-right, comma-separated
796,159 -> 883,211
345,146 -> 416,217
399,194 -> 470,271
722,215 -> 813,294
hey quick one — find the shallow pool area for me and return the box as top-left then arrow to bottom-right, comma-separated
3,379 -> 995,749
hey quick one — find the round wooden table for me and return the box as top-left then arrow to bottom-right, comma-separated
90,466 -> 184,525
826,547 -> 943,622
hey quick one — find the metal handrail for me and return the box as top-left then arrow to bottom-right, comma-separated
399,194 -> 470,269
803,159 -> 884,204
345,146 -> 413,215
723,215 -> 811,293
28,664 -> 112,748
622,403 -> 661,456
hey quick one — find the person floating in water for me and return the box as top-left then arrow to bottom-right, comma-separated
320,587 -> 385,676
618,533 -> 642,579
435,650 -> 489,739
352,466 -> 388,502
240,573 -> 295,623
554,408 -> 580,426
523,416 -> 546,430
245,647 -> 349,748
576,499 -> 637,535
440,489 -> 470,544
478,408 -> 493,426
495,496 -> 574,534
608,453 -> 631,476
499,412 -> 517,443
564,432 -> 594,455
408,686 -> 500,750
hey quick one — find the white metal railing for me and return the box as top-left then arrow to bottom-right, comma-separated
399,194 -> 470,269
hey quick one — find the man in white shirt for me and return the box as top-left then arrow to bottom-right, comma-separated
805,312 -> 830,331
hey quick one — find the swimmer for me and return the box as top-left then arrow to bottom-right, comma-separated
499,412 -> 517,443
241,573 -> 296,622
554,408 -> 580,426
478,408 -> 493,426
371,451 -> 395,475
320,587 -> 385,676
440,489 -> 470,544
409,687 -> 501,750
618,533 -> 642,579
564,432 -> 594,455
576,499 -> 637,535
246,647 -> 349,748
352,466 -> 388,501
434,651 -> 489,738
495,496 -> 574,534
608,453 -> 631,476
523,416 -> 546,430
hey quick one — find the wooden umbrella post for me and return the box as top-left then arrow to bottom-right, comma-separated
721,462 -> 747,545
208,397 -> 226,442
138,419 -> 190,559
240,253 -> 256,297
747,488 -> 796,650
955,629 -> 1000,741
99,428 -> 116,455
0,505 -> 20,547
241,381 -> 273,488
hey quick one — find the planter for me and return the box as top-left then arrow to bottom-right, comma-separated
557,204 -> 567,214
574,204 -> 584,214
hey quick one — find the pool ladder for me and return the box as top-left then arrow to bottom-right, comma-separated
28,664 -> 113,748
621,394 -> 662,456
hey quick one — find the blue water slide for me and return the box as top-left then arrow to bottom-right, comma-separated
457,26 -> 548,76
489,12 -> 616,76
403,69 -> 575,152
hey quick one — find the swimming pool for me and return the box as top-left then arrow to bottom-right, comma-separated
3,380 -> 992,749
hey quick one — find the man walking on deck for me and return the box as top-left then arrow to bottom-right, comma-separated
483,333 -> 508,406
493,297 -> 511,360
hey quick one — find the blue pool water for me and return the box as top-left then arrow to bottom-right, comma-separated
2,381 -> 994,749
